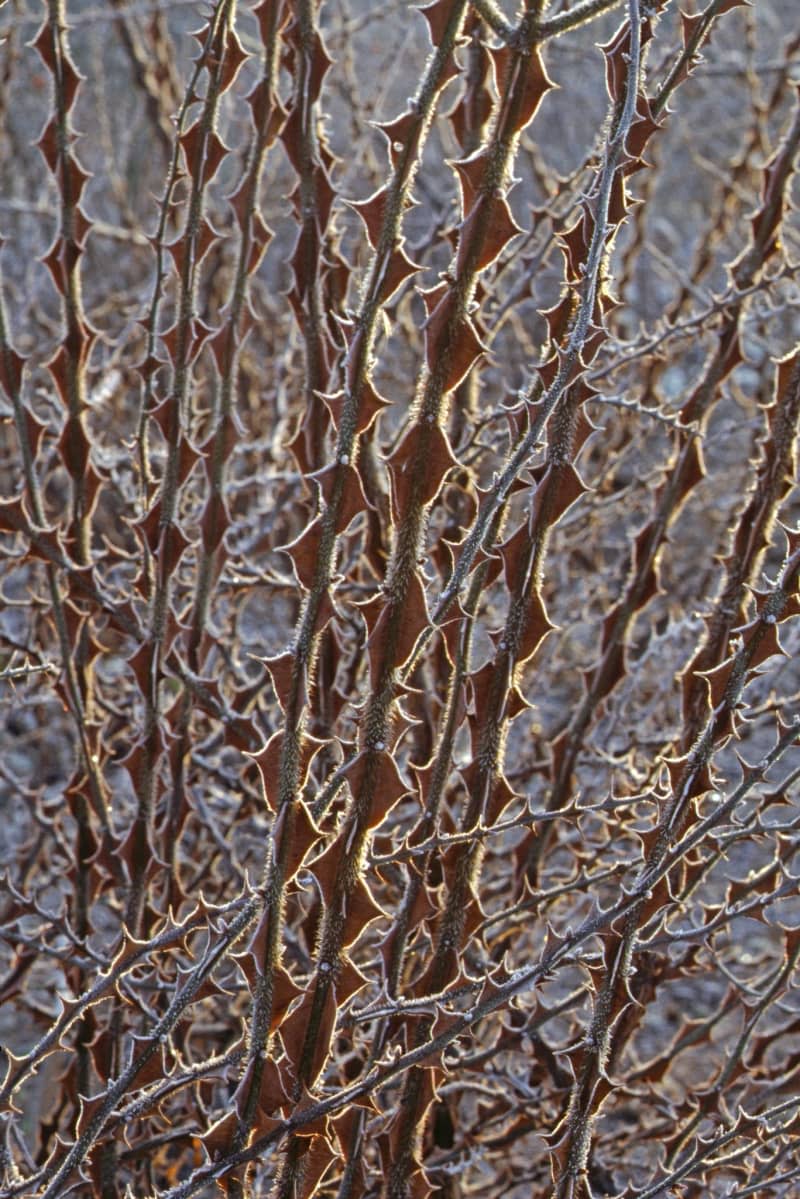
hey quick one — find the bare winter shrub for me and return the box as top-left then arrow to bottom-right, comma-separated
1,0 -> 799,1196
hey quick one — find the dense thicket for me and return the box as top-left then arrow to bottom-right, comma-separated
0,1 -> 799,1196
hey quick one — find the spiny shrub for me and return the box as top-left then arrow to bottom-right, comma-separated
1,0 -> 799,1196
